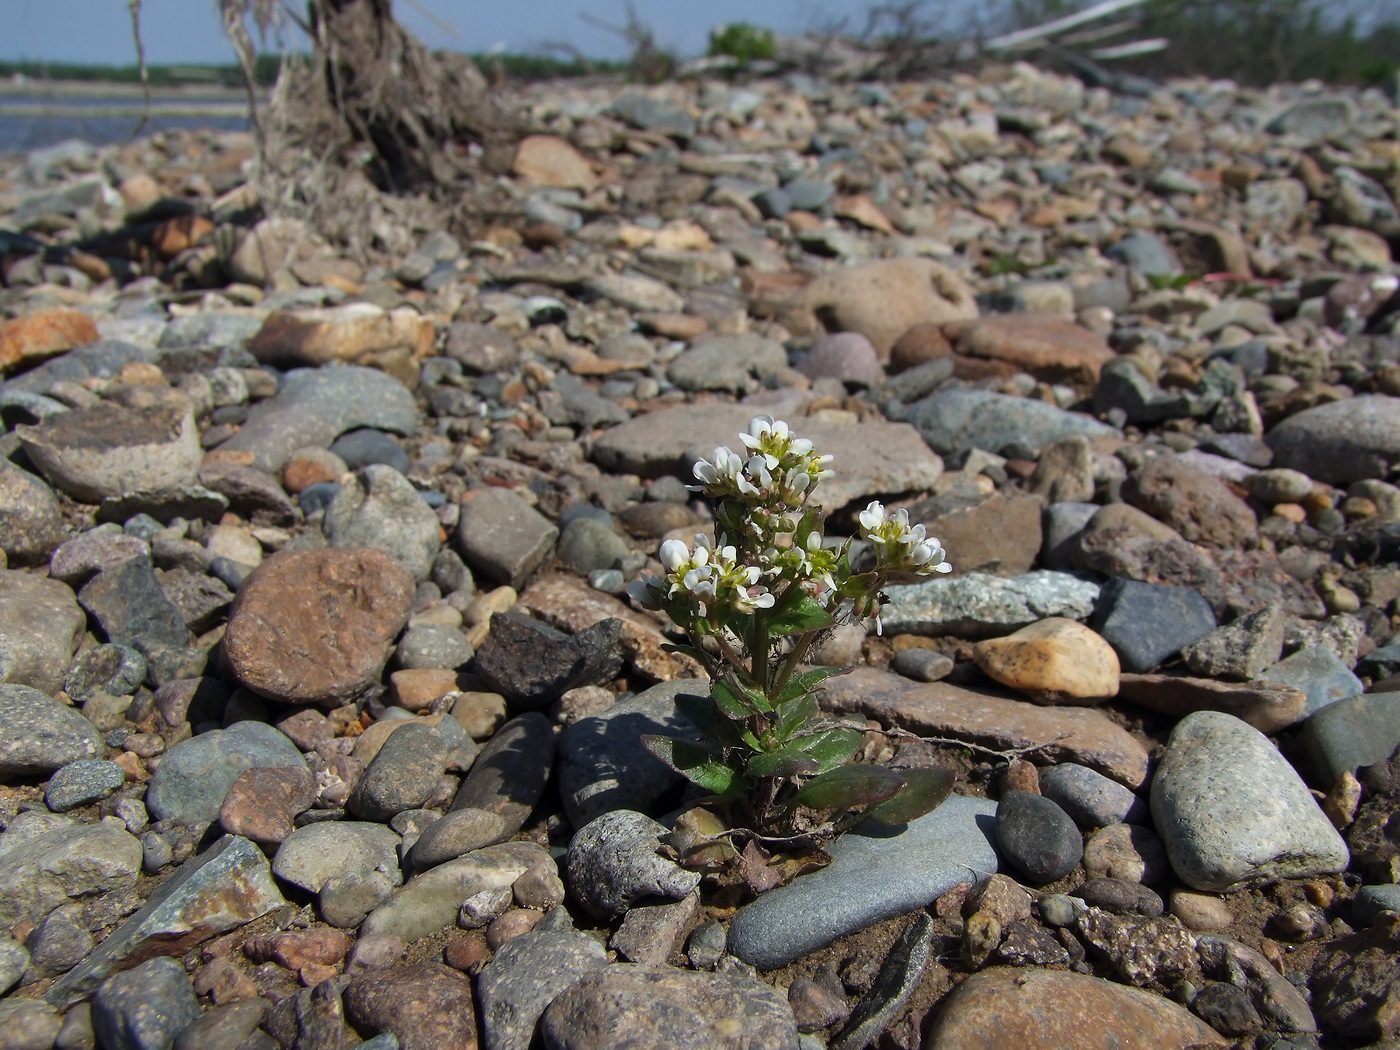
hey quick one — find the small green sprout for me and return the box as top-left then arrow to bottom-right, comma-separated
628,416 -> 954,858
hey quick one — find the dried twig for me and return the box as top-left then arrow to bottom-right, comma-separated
884,725 -> 1073,763
127,0 -> 152,138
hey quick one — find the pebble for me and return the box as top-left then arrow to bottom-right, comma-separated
475,926 -> 608,1050
272,821 -> 403,895
0,571 -> 86,695
323,465 -> 441,581
996,790 -> 1083,884
727,794 -> 998,970
343,963 -> 476,1050
1151,711 -> 1350,891
456,487 -> 558,589
1259,645 -> 1365,717
92,956 -> 201,1050
347,722 -> 450,821
145,721 -> 306,826
1301,690 -> 1400,788
1038,762 -> 1146,828
567,810 -> 701,919
0,459 -> 66,566
972,617 -> 1120,702
0,684 -> 105,776
45,760 -> 127,812
1092,578 -> 1217,673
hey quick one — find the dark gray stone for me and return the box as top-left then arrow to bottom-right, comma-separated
1072,878 -> 1164,917
1261,645 -> 1364,718
348,723 -> 451,822
330,429 -> 410,474
45,760 -> 126,812
1092,577 -> 1216,673
1352,883 -> 1400,926
1302,691 -> 1400,788
78,555 -> 189,658
1039,763 -> 1147,828
1181,604 -> 1287,681
900,387 -> 1118,457
556,518 -> 630,577
996,790 -> 1083,884
472,612 -> 622,709
215,366 -> 419,474
1106,232 -> 1180,277
92,956 -> 201,1050
557,680 -> 705,827
476,927 -> 609,1050
727,794 -> 998,970
65,644 -> 147,703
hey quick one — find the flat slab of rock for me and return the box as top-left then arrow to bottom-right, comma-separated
925,968 -> 1226,1049
45,834 -> 285,1007
214,366 -> 418,473
943,314 -> 1115,385
899,387 -> 1118,457
223,547 -> 415,706
1150,710 -> 1350,891
1117,672 -> 1308,734
822,667 -> 1149,787
727,794 -> 998,970
248,303 -> 434,368
272,821 -> 403,894
590,403 -> 943,513
881,571 -> 1100,639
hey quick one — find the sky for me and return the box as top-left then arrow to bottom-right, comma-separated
0,0 -> 987,66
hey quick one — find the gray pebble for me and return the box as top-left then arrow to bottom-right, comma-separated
567,810 -> 700,919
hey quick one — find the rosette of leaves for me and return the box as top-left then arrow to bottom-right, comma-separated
628,417 -> 954,865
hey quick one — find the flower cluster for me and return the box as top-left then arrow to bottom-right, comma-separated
692,416 -> 835,515
627,533 -> 775,619
858,502 -> 953,576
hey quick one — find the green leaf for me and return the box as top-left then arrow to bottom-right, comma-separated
713,677 -> 771,718
775,666 -> 845,706
746,744 -> 821,778
641,735 -> 748,797
774,694 -> 819,740
764,593 -> 837,636
787,727 -> 864,774
865,767 -> 955,825
793,764 -> 906,810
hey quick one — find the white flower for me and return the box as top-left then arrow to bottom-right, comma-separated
859,501 -> 952,576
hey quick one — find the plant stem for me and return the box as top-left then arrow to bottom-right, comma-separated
770,630 -> 817,700
752,613 -> 769,698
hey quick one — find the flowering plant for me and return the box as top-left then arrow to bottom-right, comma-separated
628,416 -> 954,855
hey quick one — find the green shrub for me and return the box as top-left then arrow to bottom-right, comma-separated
707,22 -> 777,63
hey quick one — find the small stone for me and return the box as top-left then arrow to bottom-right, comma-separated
455,488 -> 557,589
92,956 -> 200,1050
0,460 -> 65,567
324,466 -> 440,582
145,722 -> 306,827
567,810 -> 701,919
1039,763 -> 1146,828
218,766 -> 318,845
973,617 -> 1120,702
0,684 -> 105,776
1073,878 -> 1164,917
343,962 -> 476,1050
1181,604 -> 1288,680
1083,822 -> 1170,884
408,808 -> 509,870
996,790 -> 1082,884
475,927 -> 608,1050
1260,645 -> 1364,718
0,1000 -> 63,1050
45,760 -> 127,812
472,612 -> 622,710
78,556 -> 189,659
1169,891 -> 1233,932
1092,578 -> 1217,673
348,722 -> 451,822
889,647 -> 954,682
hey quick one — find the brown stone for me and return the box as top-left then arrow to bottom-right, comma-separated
896,489 -> 1043,577
778,258 -> 978,359
247,928 -> 354,971
512,135 -> 598,193
925,968 -> 1225,1049
1027,436 -> 1095,503
219,766 -> 318,845
343,962 -> 477,1050
1117,673 -> 1308,734
821,666 -> 1149,788
282,456 -> 343,494
943,314 -> 1116,385
390,668 -> 469,712
973,618 -> 1121,703
835,194 -> 895,233
248,304 -> 434,369
636,312 -> 708,340
152,215 -> 215,259
223,547 -> 415,706
1083,823 -> 1171,884
889,321 -> 954,374
0,308 -> 100,375
1122,457 -> 1258,548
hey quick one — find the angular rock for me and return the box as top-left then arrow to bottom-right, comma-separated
223,547 -> 415,706
0,815 -> 141,928
17,390 -> 201,503
881,571 -> 1100,639
897,489 -> 1042,577
456,488 -> 558,590
92,956 -> 200,1050
78,555 -> 189,658
1092,578 -> 1217,673
568,810 -> 701,919
1117,673 -> 1308,734
1259,645 -> 1364,717
472,612 -> 622,709
324,465 -> 441,582
477,926 -> 609,1050
1302,691 -> 1400,788
1180,604 -> 1287,680
45,835 -> 285,1007
0,308 -> 99,375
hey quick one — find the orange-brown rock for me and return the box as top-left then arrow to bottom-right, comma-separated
943,314 -> 1116,385
391,668 -> 470,712
152,215 -> 215,259
223,547 -> 415,706
0,308 -> 99,375
512,134 -> 599,193
973,617 -> 1121,703
835,194 -> 895,233
248,304 -> 434,368
778,258 -> 978,359
926,968 -> 1225,1049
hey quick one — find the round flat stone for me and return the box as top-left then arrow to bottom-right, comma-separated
45,760 -> 126,812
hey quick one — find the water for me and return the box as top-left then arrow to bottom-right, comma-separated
0,91 -> 252,155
